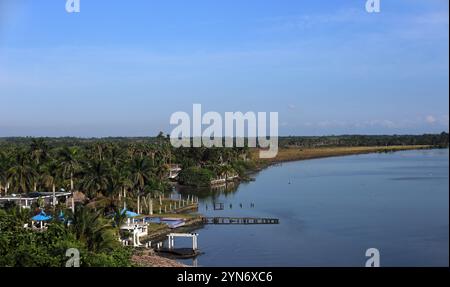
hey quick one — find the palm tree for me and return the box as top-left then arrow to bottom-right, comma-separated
127,144 -> 138,160
69,206 -> 117,252
112,208 -> 127,231
105,171 -> 122,199
81,160 -> 110,198
29,138 -> 49,166
7,152 -> 36,194
41,160 -> 62,206
154,163 -> 169,182
0,150 -> 10,195
94,143 -> 107,161
95,169 -> 127,211
143,144 -> 156,165
221,164 -> 236,181
108,144 -> 124,170
58,146 -> 80,191
128,157 -> 152,196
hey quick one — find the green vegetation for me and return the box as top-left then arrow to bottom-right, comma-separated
278,132 -> 449,148
0,133 -> 446,200
0,205 -> 133,267
0,134 -> 249,201
0,134 -> 248,267
0,132 -> 447,267
178,167 -> 216,187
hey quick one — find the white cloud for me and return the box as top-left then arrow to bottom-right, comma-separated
297,116 -> 450,131
425,115 -> 437,124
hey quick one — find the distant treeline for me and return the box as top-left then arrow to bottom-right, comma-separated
0,136 -> 163,148
278,132 -> 449,148
1,132 -> 448,148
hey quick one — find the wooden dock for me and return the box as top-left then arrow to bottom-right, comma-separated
202,217 -> 279,225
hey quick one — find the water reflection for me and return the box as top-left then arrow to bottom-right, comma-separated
173,149 -> 449,267
175,181 -> 240,200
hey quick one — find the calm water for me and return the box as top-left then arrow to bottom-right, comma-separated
176,149 -> 449,267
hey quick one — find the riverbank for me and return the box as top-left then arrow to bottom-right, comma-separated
180,148 -> 449,266
252,145 -> 433,169
131,214 -> 204,267
135,144 -> 435,267
132,249 -> 189,267
142,215 -> 204,242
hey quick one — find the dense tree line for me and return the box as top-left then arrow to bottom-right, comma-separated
279,132 -> 449,148
0,134 -> 251,266
0,134 -> 250,199
1,133 -> 446,196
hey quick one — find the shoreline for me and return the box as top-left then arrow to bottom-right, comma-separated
135,145 -> 438,267
143,216 -> 204,243
131,249 -> 190,267
252,145 -> 434,172
132,216 -> 204,267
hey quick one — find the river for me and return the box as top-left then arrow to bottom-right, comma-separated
174,149 -> 449,267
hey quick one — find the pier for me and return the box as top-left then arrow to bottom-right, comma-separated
155,233 -> 200,259
202,217 -> 279,225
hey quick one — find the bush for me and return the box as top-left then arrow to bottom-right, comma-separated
232,160 -> 255,176
0,207 -> 133,267
178,167 -> 215,187
83,248 -> 133,267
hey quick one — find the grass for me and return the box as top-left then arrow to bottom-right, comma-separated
142,212 -> 199,219
135,198 -> 197,215
252,145 -> 432,166
141,214 -> 203,240
146,223 -> 167,233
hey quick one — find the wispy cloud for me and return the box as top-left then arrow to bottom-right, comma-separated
258,8 -> 369,33
425,115 -> 437,124
257,6 -> 449,43
294,116 -> 449,131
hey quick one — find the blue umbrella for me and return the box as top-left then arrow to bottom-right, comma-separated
121,208 -> 139,218
32,211 -> 52,221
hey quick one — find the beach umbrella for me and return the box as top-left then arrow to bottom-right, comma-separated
32,211 -> 52,221
120,208 -> 140,226
120,208 -> 139,218
31,211 -> 52,229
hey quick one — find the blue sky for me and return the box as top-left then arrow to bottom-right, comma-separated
0,0 -> 448,137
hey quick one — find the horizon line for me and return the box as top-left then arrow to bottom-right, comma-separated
1,131 -> 449,140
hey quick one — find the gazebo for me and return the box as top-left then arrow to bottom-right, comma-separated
121,208 -> 140,225
119,208 -> 148,247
